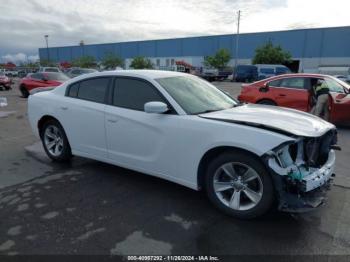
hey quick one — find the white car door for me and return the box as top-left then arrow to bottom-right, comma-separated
105,77 -> 180,175
58,77 -> 111,158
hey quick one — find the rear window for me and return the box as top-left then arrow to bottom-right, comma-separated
45,68 -> 60,72
81,69 -> 96,74
78,78 -> 110,103
268,79 -> 281,87
44,73 -> 70,81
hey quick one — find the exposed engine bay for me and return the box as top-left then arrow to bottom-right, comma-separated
264,129 -> 339,212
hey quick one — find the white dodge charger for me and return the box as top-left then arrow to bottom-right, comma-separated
28,70 -> 338,219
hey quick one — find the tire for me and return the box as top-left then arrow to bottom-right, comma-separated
41,120 -> 72,162
257,99 -> 276,106
205,151 -> 274,219
20,85 -> 29,98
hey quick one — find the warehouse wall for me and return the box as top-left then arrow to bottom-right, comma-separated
39,26 -> 350,71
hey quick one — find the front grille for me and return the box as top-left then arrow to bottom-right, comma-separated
304,129 -> 337,167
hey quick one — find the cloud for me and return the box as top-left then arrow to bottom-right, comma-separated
0,0 -> 349,60
1,53 -> 39,64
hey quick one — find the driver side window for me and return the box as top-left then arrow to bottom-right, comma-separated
325,78 -> 345,93
113,78 -> 168,112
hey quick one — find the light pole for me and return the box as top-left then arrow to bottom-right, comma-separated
234,10 -> 241,72
44,35 -> 50,63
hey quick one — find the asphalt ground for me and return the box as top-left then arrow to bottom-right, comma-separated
0,80 -> 350,258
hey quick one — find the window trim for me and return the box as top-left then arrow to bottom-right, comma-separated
111,76 -> 177,114
65,76 -> 113,104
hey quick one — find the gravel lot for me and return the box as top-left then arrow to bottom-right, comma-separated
0,80 -> 350,257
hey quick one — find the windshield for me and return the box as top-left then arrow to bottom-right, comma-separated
44,72 -> 70,81
156,76 -> 237,114
331,76 -> 350,92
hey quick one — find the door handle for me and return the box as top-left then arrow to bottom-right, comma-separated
278,94 -> 286,97
336,100 -> 341,103
60,106 -> 68,110
107,118 -> 118,123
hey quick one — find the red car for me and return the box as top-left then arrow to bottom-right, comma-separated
0,72 -> 12,90
238,73 -> 350,126
19,72 -> 69,98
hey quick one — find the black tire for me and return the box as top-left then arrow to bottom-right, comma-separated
257,99 -> 276,106
41,120 -> 72,162
20,85 -> 29,98
205,151 -> 274,219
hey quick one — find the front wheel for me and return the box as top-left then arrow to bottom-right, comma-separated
205,151 -> 274,219
20,85 -> 29,98
41,120 -> 72,162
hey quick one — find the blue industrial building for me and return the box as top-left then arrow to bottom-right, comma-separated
39,26 -> 350,72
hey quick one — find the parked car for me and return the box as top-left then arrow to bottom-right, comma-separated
1,69 -> 19,77
28,70 -> 338,219
66,68 -> 98,78
19,72 -> 69,98
200,68 -> 232,82
39,67 -> 62,73
255,64 -> 291,80
238,73 -> 350,126
0,72 -> 12,90
230,65 -> 258,82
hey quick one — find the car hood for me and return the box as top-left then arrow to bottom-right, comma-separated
199,104 -> 335,137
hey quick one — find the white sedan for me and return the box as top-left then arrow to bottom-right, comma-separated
28,70 -> 338,219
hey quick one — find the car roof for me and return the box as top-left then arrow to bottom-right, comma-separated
250,73 -> 335,85
77,69 -> 189,80
265,73 -> 332,80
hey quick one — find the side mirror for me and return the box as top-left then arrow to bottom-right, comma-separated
144,101 -> 169,114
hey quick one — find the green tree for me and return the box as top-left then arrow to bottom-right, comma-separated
203,48 -> 231,69
72,55 -> 96,68
252,40 -> 292,64
101,52 -> 124,69
130,56 -> 153,69
40,59 -> 56,67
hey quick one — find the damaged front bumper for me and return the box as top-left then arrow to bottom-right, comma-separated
264,137 -> 337,213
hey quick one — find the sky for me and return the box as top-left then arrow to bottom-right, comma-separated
0,0 -> 349,63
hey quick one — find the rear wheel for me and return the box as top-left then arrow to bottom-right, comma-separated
257,99 -> 276,106
41,120 -> 72,162
205,151 -> 274,219
20,85 -> 29,98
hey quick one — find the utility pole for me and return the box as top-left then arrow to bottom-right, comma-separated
234,10 -> 241,72
44,35 -> 50,63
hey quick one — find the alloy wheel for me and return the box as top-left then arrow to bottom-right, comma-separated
213,162 -> 263,211
44,125 -> 64,157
